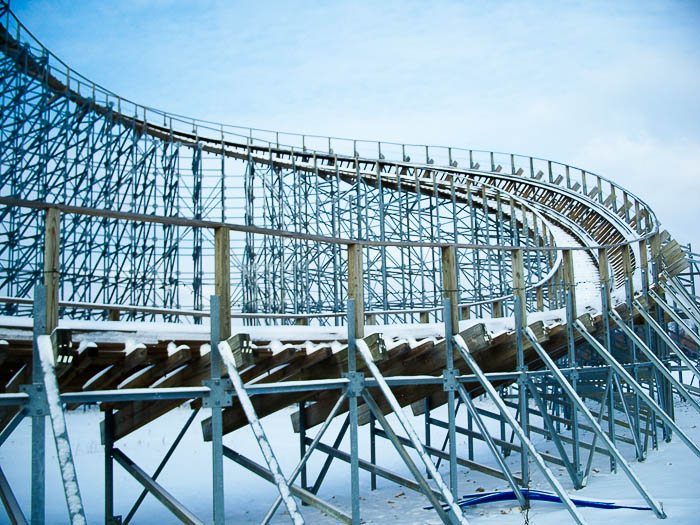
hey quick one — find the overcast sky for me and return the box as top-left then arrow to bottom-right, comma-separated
10,0 -> 700,249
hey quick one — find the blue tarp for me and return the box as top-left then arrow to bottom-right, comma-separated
425,488 -> 652,511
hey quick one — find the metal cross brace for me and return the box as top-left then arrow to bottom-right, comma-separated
453,333 -> 587,525
649,288 -> 700,349
633,299 -> 700,383
218,338 -> 305,524
574,318 -> 700,461
36,335 -> 87,525
356,338 -> 468,525
524,326 -> 666,519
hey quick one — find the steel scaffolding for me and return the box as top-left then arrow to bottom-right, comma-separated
1,2 -> 699,524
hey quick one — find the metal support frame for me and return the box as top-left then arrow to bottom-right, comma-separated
610,309 -> 700,414
123,408 -> 200,524
346,298 -> 361,525
356,338 -> 468,525
442,298 -> 458,500
574,319 -> 700,460
665,276 -> 700,321
454,385 -> 526,508
104,409 -> 118,524
222,445 -> 351,523
262,392 -> 348,524
208,295 -> 226,524
635,297 -> 700,383
453,334 -> 587,525
0,464 -> 26,525
0,285 -> 697,522
523,327 -> 666,518
35,335 -> 87,524
112,449 -> 204,525
30,286 -> 46,525
650,288 -> 700,351
218,336 -> 304,524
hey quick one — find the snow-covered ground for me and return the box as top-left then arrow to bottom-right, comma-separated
1,389 -> 699,524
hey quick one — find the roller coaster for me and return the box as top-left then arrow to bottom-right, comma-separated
1,2 -> 699,524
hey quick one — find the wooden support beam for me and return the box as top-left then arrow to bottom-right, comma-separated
214,227 -> 231,341
347,244 -> 364,339
226,334 -> 253,368
511,249 -> 526,325
441,245 -> 458,334
562,249 -> 576,319
621,244 -> 634,296
492,301 -> 502,319
639,239 -> 649,286
121,347 -> 193,389
44,208 -> 60,342
363,333 -> 387,362
598,248 -> 611,306
650,233 -> 662,262
419,311 -> 430,324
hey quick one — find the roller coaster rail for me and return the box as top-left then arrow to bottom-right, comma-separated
1,1 -> 700,524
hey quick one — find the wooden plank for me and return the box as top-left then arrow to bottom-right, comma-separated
511,249 -> 526,325
562,249 -> 576,318
44,208 -> 60,345
347,244 -> 364,338
83,347 -> 149,391
110,349 -> 214,439
117,346 -> 193,390
214,227 -> 231,341
621,245 -> 634,296
638,238 -> 649,283
598,248 -> 611,306
441,246 -> 458,333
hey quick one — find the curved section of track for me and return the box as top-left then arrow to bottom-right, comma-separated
0,5 -> 657,301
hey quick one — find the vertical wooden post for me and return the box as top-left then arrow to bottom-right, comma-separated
650,233 -> 662,261
44,208 -> 60,344
621,245 -> 634,297
419,311 -> 430,324
347,244 -> 364,339
214,227 -> 231,341
512,249 -> 526,326
598,248 -> 611,307
650,233 -> 662,281
562,249 -> 576,319
365,314 -> 376,326
638,239 -> 649,292
536,287 -> 544,311
441,246 -> 458,334
492,301 -> 502,318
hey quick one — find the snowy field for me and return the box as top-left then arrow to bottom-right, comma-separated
1,391 -> 699,524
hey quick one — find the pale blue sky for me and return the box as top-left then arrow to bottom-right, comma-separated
10,0 -> 700,249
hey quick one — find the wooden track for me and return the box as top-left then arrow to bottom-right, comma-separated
0,301 -> 625,441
